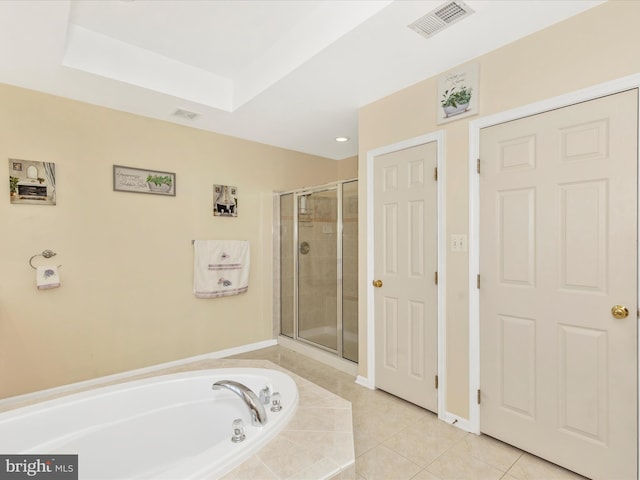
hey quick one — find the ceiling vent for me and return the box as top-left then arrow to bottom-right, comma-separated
408,1 -> 474,39
172,108 -> 200,121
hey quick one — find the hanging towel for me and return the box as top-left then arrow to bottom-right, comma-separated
36,266 -> 60,290
193,240 -> 250,298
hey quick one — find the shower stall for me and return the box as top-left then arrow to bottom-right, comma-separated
277,179 -> 358,363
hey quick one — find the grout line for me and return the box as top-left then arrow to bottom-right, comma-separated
503,451 -> 525,479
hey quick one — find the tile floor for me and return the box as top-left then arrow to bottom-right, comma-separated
232,345 -> 589,480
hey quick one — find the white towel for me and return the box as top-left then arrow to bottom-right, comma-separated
193,240 -> 250,298
36,266 -> 60,290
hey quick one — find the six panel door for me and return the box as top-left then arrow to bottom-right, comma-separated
479,90 -> 638,479
374,142 -> 438,412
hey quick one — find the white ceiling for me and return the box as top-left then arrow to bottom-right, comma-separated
0,0 -> 605,160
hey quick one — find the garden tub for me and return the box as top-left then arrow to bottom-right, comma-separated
0,368 -> 298,479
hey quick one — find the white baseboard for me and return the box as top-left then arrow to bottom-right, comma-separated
441,411 -> 475,433
355,375 -> 374,390
214,339 -> 277,358
0,339 -> 277,408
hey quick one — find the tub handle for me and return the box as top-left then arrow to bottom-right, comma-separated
231,418 -> 246,443
259,385 -> 271,405
270,392 -> 283,412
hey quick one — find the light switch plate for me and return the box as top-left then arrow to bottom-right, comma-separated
451,234 -> 467,252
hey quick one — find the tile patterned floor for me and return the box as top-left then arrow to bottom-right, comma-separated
233,346 -> 589,480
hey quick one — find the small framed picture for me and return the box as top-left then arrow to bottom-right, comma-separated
437,63 -> 479,124
213,184 -> 238,217
9,159 -> 56,205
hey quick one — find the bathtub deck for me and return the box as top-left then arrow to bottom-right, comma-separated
217,359 -> 355,480
0,359 -> 355,480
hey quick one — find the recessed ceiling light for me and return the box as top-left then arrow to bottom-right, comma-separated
335,136 -> 350,143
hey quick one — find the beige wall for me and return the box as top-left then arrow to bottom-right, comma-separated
0,84 -> 349,399
5,0 -> 637,412
338,155 -> 358,180
358,0 -> 640,418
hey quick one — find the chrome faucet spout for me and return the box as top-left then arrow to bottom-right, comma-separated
212,380 -> 268,427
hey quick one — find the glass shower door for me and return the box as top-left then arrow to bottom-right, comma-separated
279,193 -> 294,338
341,180 -> 358,362
278,180 -> 358,363
297,188 -> 338,351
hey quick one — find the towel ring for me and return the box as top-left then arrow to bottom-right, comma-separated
29,250 -> 61,269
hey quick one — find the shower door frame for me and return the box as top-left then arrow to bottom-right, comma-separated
278,179 -> 357,362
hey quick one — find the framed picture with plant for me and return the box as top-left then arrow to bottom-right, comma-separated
113,165 -> 176,196
437,63 -> 479,124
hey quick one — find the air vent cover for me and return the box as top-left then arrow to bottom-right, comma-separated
172,108 -> 200,120
408,1 -> 474,39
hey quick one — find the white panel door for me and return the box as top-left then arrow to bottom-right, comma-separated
374,142 -> 438,412
479,90 -> 638,480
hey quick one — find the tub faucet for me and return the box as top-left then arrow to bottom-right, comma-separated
212,380 -> 268,427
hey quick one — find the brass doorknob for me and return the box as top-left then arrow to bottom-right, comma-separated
611,305 -> 629,319
372,279 -> 383,288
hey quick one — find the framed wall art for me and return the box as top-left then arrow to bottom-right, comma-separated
113,165 -> 176,196
213,184 -> 238,217
437,63 -> 479,124
9,158 -> 56,205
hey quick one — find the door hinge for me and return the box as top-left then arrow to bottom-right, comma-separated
435,375 -> 439,389
434,167 -> 438,181
477,274 -> 480,289
477,158 -> 481,174
435,271 -> 438,285
477,389 -> 481,404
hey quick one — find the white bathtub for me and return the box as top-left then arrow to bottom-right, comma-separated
0,368 -> 299,479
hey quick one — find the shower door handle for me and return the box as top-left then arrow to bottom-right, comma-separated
372,279 -> 383,288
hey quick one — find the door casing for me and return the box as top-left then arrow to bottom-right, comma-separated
364,130 -> 447,420
468,74 -> 640,442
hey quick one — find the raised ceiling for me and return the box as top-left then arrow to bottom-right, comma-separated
0,0 -> 604,160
